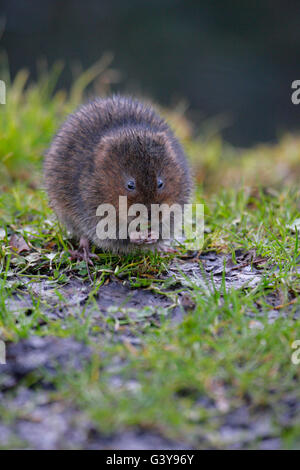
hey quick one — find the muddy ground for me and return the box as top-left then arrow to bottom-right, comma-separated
0,251 -> 298,449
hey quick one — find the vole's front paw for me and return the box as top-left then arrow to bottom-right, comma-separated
69,237 -> 98,266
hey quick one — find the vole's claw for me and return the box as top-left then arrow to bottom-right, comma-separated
69,237 -> 98,281
69,249 -> 95,265
89,253 -> 99,258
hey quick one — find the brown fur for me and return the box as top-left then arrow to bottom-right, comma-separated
44,95 -> 192,252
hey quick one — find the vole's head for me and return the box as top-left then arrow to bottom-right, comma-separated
87,126 -> 191,246
95,127 -> 190,207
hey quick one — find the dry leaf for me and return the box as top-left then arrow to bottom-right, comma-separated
9,234 -> 30,254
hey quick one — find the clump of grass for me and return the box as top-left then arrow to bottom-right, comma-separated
187,133 -> 300,192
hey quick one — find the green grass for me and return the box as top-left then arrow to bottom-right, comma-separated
0,67 -> 300,449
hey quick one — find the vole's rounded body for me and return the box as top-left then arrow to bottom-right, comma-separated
44,96 -> 191,253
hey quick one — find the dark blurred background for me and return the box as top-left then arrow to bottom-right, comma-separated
0,0 -> 300,146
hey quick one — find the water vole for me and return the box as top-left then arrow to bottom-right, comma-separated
44,96 -> 191,259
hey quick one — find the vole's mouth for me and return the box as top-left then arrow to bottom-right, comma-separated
129,229 -> 159,245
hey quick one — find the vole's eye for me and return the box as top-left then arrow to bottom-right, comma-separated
126,179 -> 136,191
157,178 -> 164,189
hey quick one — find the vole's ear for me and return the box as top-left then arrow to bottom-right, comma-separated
99,132 -> 117,149
153,131 -> 167,145
95,131 -> 121,163
153,131 -> 178,163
